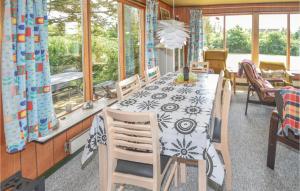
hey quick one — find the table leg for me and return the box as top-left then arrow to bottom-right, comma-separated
180,163 -> 186,183
99,144 -> 108,191
198,160 -> 207,191
233,74 -> 236,94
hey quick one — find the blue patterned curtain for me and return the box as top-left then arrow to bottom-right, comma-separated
188,9 -> 203,65
1,0 -> 57,153
145,0 -> 158,69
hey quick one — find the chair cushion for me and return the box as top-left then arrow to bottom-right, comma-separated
212,117 -> 222,143
115,155 -> 170,178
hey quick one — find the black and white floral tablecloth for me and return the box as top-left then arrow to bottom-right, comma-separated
81,72 -> 225,186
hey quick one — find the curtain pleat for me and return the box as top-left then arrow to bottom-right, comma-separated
188,9 -> 203,65
1,0 -> 58,153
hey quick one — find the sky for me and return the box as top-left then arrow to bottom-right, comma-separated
209,14 -> 300,32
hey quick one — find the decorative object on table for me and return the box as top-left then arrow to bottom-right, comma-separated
83,101 -> 93,110
183,66 -> 190,81
157,0 -> 189,49
174,72 -> 197,84
160,7 -> 170,20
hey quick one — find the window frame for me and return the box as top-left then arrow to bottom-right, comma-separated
46,0 -> 146,116
119,1 -> 145,80
203,11 -> 300,69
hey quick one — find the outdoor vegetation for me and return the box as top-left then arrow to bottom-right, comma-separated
204,22 -> 300,57
48,0 -> 119,85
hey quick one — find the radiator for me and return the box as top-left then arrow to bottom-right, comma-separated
65,129 -> 90,154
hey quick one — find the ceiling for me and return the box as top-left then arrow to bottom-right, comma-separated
162,0 -> 299,7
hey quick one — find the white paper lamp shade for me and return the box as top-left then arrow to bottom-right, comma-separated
157,20 -> 189,49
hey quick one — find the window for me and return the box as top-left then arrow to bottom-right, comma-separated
259,14 -> 287,64
91,0 -> 119,99
48,0 -> 84,115
225,15 -> 252,69
124,5 -> 142,78
203,16 -> 224,50
290,14 -> 300,73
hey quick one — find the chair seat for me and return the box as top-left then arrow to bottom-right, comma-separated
115,155 -> 170,178
212,118 -> 222,143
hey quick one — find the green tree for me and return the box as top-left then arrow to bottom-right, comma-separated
259,30 -> 287,55
226,25 -> 251,54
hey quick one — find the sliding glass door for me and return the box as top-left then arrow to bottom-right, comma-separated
259,14 -> 287,64
290,14 -> 300,73
225,15 -> 252,69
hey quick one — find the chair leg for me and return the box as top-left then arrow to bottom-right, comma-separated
180,163 -> 187,183
267,112 -> 279,169
174,161 -> 179,187
222,146 -> 232,191
245,86 -> 251,115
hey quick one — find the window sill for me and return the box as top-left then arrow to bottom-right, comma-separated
35,98 -> 117,143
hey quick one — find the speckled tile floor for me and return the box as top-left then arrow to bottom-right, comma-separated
46,92 -> 300,191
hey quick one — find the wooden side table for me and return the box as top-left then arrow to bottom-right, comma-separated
226,68 -> 238,94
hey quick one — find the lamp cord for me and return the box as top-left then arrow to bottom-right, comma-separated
172,0 -> 175,19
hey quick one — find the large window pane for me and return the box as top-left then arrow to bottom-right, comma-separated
124,5 -> 141,78
48,0 -> 84,115
203,16 -> 224,50
226,15 -> 252,69
91,0 -> 118,99
290,14 -> 300,73
259,14 -> 287,64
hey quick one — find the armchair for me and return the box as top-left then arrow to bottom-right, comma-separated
203,50 -> 228,74
241,60 -> 284,115
259,61 -> 293,85
267,91 -> 300,169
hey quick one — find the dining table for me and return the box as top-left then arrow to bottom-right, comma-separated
81,72 -> 225,191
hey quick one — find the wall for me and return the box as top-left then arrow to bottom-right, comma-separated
1,114 -> 93,181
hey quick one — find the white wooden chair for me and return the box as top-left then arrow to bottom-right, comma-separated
211,80 -> 232,191
178,78 -> 232,191
103,108 -> 178,191
190,61 -> 210,73
116,74 -> 141,100
145,66 -> 160,83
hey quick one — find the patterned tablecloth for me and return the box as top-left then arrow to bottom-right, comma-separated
81,72 -> 225,186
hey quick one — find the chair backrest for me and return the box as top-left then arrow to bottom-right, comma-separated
145,66 -> 160,83
259,61 -> 286,71
103,108 -> 161,181
241,59 -> 274,100
220,80 -> 232,144
190,61 -> 210,73
210,71 -> 224,137
214,70 -> 224,119
116,74 -> 141,100
203,50 -> 228,74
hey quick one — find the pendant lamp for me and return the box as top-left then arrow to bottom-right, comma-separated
157,0 -> 189,49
